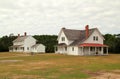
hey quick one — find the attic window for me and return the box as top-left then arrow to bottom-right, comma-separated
93,36 -> 98,41
93,36 -> 96,41
62,37 -> 65,41
96,36 -> 98,41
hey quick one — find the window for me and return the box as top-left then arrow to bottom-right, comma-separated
99,47 -> 101,51
65,47 -> 67,51
23,47 -> 24,51
96,36 -> 98,41
62,37 -> 65,41
72,47 -> 74,51
27,47 -> 29,50
93,36 -> 96,41
93,36 -> 98,41
90,47 -> 93,51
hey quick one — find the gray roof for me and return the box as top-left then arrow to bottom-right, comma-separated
57,43 -> 67,47
9,45 -> 22,48
62,28 -> 96,46
31,44 -> 43,48
13,36 -> 28,42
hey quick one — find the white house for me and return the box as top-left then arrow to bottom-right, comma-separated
31,44 -> 45,53
55,25 -> 108,56
9,32 -> 45,53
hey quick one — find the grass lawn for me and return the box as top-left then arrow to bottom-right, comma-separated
0,52 -> 120,79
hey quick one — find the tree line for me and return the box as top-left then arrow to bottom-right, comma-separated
104,34 -> 120,54
0,34 -> 119,53
0,35 -> 57,53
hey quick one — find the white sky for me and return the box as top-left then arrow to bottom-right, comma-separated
0,0 -> 120,36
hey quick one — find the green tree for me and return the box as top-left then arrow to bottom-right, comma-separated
104,34 -> 120,53
33,35 -> 58,53
0,36 -> 16,52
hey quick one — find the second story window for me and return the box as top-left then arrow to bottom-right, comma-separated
62,37 -> 65,41
93,36 -> 96,41
93,36 -> 98,41
96,36 -> 98,41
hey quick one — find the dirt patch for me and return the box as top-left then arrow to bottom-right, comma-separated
28,61 -> 54,66
88,73 -> 120,79
0,60 -> 23,63
11,75 -> 42,79
88,70 -> 120,79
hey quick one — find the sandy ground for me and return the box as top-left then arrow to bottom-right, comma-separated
0,60 -> 23,63
88,70 -> 120,79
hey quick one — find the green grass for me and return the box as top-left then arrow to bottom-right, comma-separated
0,52 -> 120,79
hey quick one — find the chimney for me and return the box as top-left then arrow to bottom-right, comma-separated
24,32 -> 27,36
62,27 -> 66,30
85,25 -> 89,39
18,34 -> 20,37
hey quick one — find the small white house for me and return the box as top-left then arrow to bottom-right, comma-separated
55,25 -> 108,56
31,44 -> 45,53
9,32 -> 45,53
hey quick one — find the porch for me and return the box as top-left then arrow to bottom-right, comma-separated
79,43 -> 108,55
9,45 -> 24,52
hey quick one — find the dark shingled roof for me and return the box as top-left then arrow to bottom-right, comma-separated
9,45 -> 22,48
57,43 -> 67,47
62,28 -> 96,46
31,44 -> 41,48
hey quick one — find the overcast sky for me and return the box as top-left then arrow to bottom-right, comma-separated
0,0 -> 120,36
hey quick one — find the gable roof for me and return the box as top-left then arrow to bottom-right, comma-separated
31,44 -> 44,48
63,28 -> 95,40
13,36 -> 28,42
60,28 -> 104,46
62,28 -> 96,45
13,36 -> 36,43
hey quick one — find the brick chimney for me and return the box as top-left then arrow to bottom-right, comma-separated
85,25 -> 89,39
24,32 -> 27,36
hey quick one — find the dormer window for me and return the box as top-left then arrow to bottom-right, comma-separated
61,37 -> 65,41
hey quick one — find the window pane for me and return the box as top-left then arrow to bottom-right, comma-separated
93,36 -> 96,41
96,36 -> 98,41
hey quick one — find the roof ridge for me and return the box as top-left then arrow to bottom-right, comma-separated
63,28 -> 96,31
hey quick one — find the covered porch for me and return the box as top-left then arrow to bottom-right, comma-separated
78,43 -> 108,55
9,45 -> 24,52
55,43 -> 67,54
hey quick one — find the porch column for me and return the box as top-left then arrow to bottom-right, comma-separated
95,47 -> 96,55
81,47 -> 84,55
106,47 -> 108,55
89,47 -> 90,55
101,47 -> 103,55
